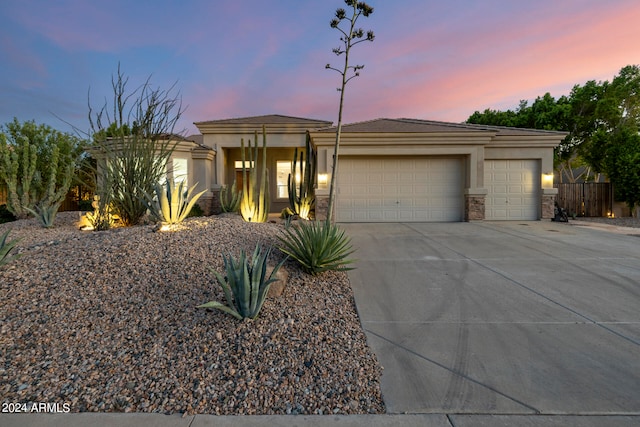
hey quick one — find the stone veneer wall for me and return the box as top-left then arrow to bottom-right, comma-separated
541,194 -> 555,219
464,195 -> 485,221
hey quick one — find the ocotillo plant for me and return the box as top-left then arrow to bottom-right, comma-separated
287,131 -> 316,220
239,126 -> 269,223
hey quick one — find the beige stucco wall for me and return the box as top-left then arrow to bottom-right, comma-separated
310,131 -> 494,201
223,147 -> 297,213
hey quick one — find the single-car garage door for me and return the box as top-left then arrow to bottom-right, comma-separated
485,159 -> 539,220
336,157 -> 463,222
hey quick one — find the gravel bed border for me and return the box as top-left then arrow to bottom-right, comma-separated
0,212 -> 385,415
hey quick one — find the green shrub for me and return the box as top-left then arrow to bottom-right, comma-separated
198,244 -> 286,320
187,203 -> 205,218
142,180 -> 206,226
278,220 -> 355,275
78,199 -> 93,212
0,229 -> 21,268
0,205 -> 16,224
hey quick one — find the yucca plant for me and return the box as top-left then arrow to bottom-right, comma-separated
220,180 -> 242,213
198,244 -> 286,320
142,180 -> 207,226
0,229 -> 22,268
278,220 -> 355,275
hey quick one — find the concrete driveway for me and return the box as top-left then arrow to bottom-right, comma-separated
343,221 -> 640,417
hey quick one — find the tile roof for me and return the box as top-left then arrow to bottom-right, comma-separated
194,114 -> 332,126
315,118 -> 567,136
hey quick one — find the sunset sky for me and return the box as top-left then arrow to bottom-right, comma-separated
1,0 -> 639,137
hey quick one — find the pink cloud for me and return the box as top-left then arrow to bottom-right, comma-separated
346,1 -> 640,122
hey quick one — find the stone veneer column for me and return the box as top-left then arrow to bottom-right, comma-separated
314,195 -> 329,222
541,188 -> 558,219
464,189 -> 487,221
209,186 -> 222,215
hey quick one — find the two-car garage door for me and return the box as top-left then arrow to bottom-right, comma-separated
336,157 -> 463,222
335,157 -> 540,222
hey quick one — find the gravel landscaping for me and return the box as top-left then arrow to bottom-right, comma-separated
0,212 -> 385,415
573,216 -> 640,228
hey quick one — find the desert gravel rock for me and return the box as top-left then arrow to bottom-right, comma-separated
573,216 -> 640,228
0,212 -> 385,415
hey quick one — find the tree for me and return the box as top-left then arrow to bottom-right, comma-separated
578,66 -> 640,194
88,65 -> 184,226
601,128 -> 640,214
466,66 -> 640,187
325,0 -> 374,223
0,118 -> 82,221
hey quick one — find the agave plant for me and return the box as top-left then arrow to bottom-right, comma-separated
278,220 -> 355,275
220,180 -> 242,213
142,180 -> 207,226
26,202 -> 62,228
198,244 -> 286,320
0,229 -> 22,268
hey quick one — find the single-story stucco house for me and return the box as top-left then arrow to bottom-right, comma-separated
172,114 -> 565,222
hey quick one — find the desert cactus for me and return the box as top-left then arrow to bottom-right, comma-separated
239,126 -> 270,223
287,132 -> 315,220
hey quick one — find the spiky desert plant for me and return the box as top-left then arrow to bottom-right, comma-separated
85,195 -> 116,231
278,220 -> 355,275
239,126 -> 269,223
26,204 -> 60,228
142,180 -> 206,226
220,180 -> 242,213
24,146 -> 74,228
287,132 -> 316,220
0,135 -> 36,219
198,244 -> 286,320
0,229 -> 21,268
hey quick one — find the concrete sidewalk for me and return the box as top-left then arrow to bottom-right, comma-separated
2,413 -> 640,426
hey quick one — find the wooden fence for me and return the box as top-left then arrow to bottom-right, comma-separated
555,182 -> 613,217
0,184 -> 89,212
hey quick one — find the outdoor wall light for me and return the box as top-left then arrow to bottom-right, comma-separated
542,172 -> 554,185
318,173 -> 328,187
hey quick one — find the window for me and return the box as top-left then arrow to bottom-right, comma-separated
276,160 -> 301,199
171,158 -> 188,187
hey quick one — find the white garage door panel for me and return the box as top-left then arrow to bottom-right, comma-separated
337,157 -> 463,222
485,159 -> 539,220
